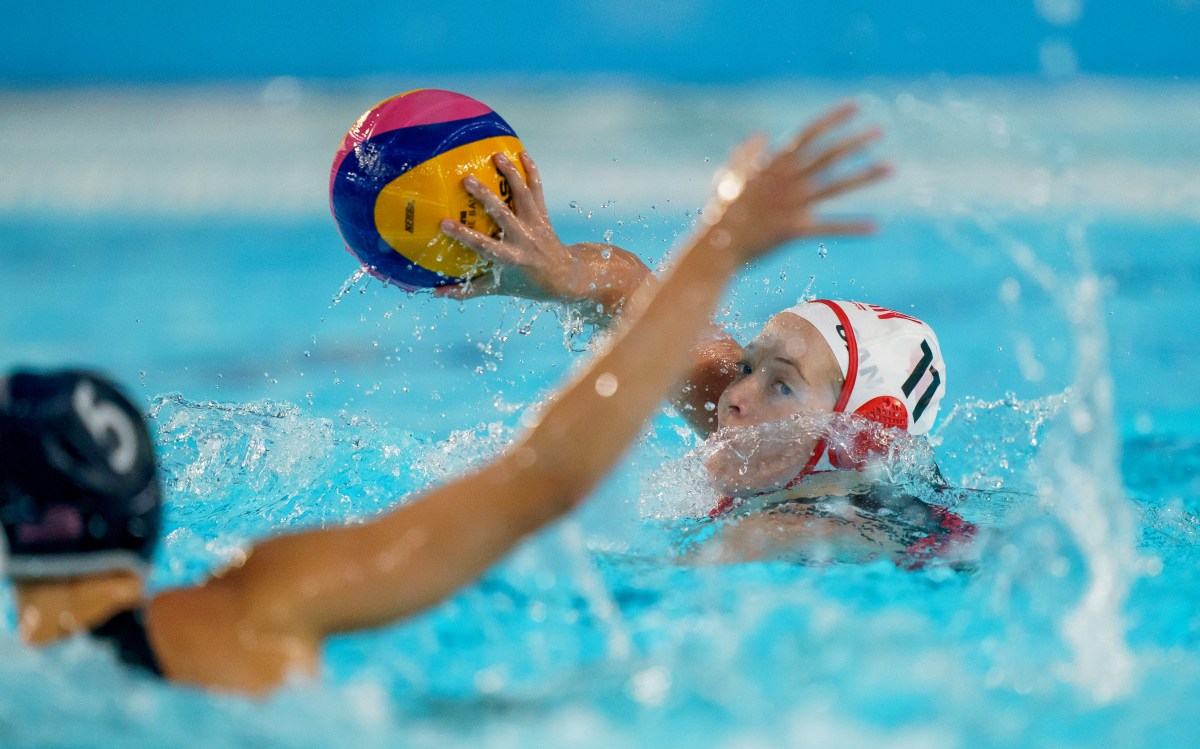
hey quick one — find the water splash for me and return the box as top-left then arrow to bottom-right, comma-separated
637,412 -> 950,523
147,393 -> 429,585
331,267 -> 369,306
931,391 -> 1068,491
1006,224 -> 1144,703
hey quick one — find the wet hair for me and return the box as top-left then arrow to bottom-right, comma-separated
0,370 -> 161,580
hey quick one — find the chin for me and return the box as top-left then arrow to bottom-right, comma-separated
703,453 -> 792,498
702,427 -> 818,498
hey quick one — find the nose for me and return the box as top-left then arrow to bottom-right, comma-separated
718,378 -> 751,425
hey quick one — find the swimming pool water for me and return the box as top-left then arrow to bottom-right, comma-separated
1,79 -> 1199,747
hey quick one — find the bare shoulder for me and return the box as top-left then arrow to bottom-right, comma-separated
145,577 -> 320,694
699,502 -> 907,564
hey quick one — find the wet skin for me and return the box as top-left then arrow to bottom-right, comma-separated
706,311 -> 844,496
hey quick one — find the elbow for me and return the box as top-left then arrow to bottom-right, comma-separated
571,243 -> 654,312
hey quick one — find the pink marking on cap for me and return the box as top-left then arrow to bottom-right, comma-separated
17,504 -> 84,544
330,89 -> 494,179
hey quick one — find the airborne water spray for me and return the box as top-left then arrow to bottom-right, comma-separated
1008,222 -> 1146,703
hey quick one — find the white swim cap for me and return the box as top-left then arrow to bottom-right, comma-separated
782,299 -> 946,472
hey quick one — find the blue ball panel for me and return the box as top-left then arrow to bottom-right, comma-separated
330,111 -> 517,289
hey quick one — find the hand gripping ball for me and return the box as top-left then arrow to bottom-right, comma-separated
329,89 -> 527,290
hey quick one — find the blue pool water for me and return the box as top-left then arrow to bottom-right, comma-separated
2,79 -> 1200,747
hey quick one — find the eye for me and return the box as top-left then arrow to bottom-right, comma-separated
774,381 -> 794,396
734,360 -> 752,376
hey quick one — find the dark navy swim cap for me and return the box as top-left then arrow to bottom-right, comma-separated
0,370 -> 161,580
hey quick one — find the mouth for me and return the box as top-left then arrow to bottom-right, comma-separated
702,413 -> 833,496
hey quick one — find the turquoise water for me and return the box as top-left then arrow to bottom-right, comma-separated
1,80 -> 1199,747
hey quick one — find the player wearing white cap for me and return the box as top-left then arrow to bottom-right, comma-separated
442,103 -> 975,567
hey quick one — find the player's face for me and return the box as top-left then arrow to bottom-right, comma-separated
705,313 -> 844,496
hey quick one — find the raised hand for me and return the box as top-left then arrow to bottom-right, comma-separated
436,152 -> 586,302
435,102 -> 889,311
701,101 -> 890,263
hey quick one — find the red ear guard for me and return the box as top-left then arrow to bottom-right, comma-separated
828,395 -> 909,470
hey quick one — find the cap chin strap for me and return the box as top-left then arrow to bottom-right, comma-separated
709,302 -> 860,518
780,299 -> 859,488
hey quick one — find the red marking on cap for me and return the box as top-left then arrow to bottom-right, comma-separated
829,396 -> 908,470
784,300 -> 859,485
856,395 -> 908,429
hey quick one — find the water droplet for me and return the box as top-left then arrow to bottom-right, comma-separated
817,243 -> 829,258
594,372 -> 619,397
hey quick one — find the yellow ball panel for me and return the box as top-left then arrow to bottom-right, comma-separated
374,135 -> 526,280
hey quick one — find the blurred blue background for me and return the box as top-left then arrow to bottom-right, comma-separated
3,0 -> 1199,85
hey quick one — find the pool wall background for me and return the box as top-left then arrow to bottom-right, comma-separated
3,0 -> 1200,83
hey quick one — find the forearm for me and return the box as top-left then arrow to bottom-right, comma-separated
227,227 -> 729,621
228,227 -> 739,640
567,242 -> 742,435
557,242 -> 653,322
515,221 -> 741,500
226,464 -> 553,638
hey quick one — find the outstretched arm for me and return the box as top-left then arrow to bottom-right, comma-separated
212,227 -> 740,643
441,102 -> 885,436
166,111 -> 888,692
